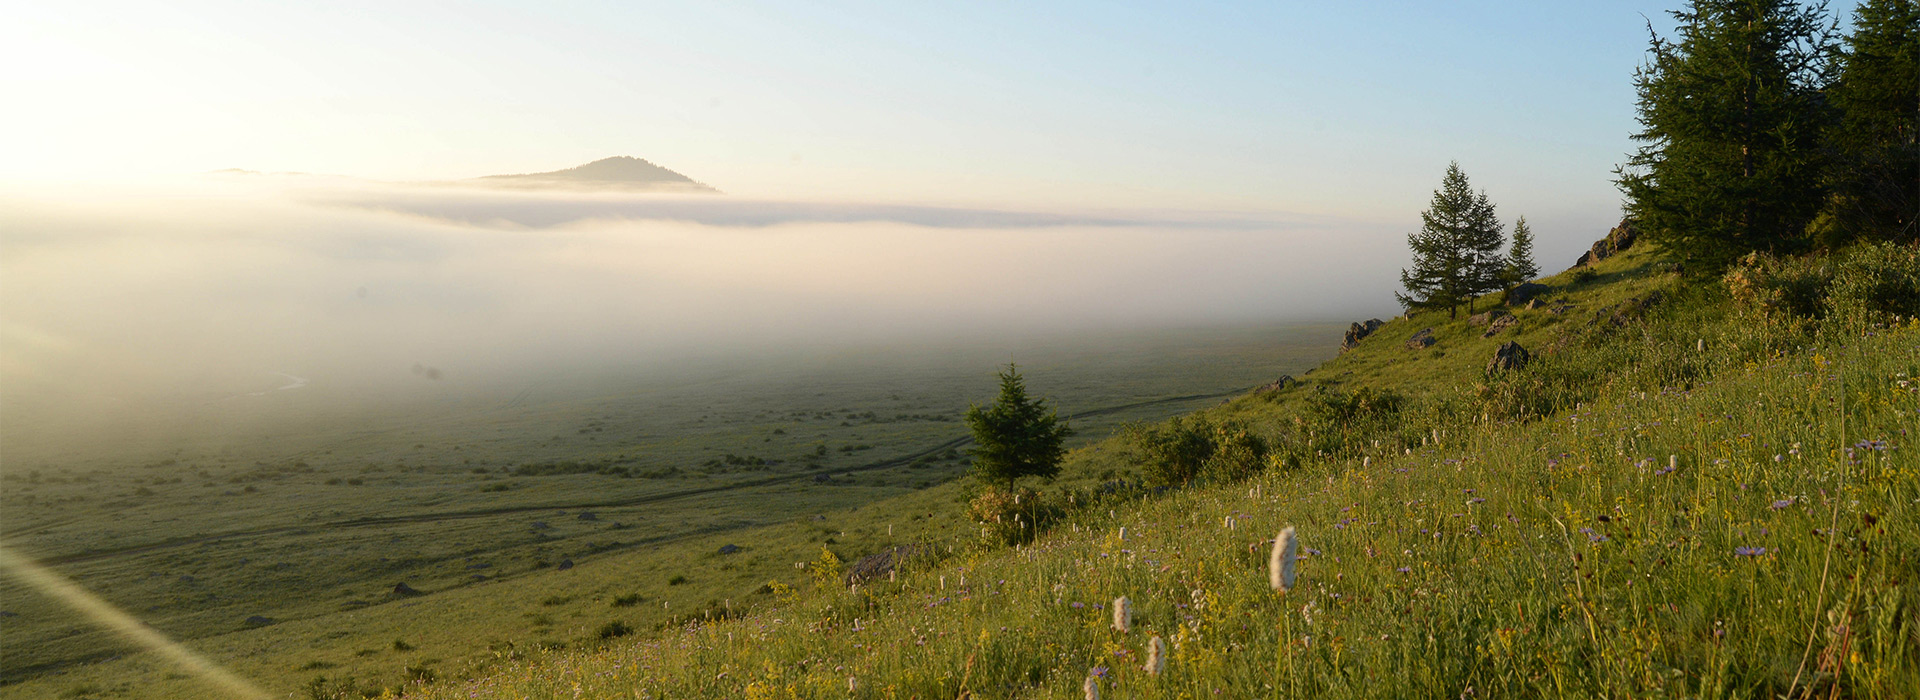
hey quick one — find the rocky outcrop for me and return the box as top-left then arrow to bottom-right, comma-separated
1405,328 -> 1436,350
1573,219 -> 1638,268
1255,375 -> 1296,393
390,582 -> 424,597
1487,341 -> 1530,373
1467,309 -> 1509,327
718,544 -> 742,555
1505,282 -> 1549,307
1481,314 -> 1518,338
846,545 -> 917,584
1342,319 -> 1385,352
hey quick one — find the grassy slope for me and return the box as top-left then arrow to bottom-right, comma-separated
0,325 -> 1339,699
412,247 -> 1920,699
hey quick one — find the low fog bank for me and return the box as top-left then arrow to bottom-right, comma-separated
1,179 -> 1405,463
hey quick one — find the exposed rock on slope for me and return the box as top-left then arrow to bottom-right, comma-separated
1573,219 -> 1637,268
1342,319 -> 1385,352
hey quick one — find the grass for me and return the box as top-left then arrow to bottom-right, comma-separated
397,244 -> 1918,698
0,322 -> 1337,698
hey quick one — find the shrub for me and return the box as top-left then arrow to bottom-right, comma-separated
1827,241 -> 1920,330
1724,251 -> 1833,329
610,594 -> 643,608
596,621 -> 633,640
966,487 -> 1061,545
667,575 -> 689,586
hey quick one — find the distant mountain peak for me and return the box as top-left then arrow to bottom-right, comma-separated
477,157 -> 719,193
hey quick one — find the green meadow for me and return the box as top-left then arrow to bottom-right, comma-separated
383,242 -> 1916,699
0,322 -> 1339,699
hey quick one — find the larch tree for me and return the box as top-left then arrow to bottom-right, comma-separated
1398,162 -> 1507,319
964,364 -> 1072,492
1504,216 -> 1541,286
1615,0 -> 1839,270
1823,0 -> 1918,242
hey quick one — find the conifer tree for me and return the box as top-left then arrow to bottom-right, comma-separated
1504,216 -> 1540,285
964,364 -> 1071,492
1616,0 -> 1838,269
1823,0 -> 1918,242
1397,162 -> 1506,319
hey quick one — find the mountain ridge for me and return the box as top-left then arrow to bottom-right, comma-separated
476,156 -> 719,193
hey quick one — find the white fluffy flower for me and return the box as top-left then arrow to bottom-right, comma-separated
1269,526 -> 1298,593
1083,673 -> 1101,700
1144,635 -> 1166,675
1112,596 -> 1132,633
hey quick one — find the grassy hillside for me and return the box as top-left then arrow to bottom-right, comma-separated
0,324 -> 1340,699
406,243 -> 1919,699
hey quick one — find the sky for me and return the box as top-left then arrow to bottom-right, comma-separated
0,1 -> 1877,458
8,1 -> 1864,216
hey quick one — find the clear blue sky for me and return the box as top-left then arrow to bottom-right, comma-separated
3,1 -> 1867,219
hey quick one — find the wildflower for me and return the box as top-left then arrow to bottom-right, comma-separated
848,677 -> 857,694
1144,636 -> 1166,675
1268,526 -> 1299,593
1083,673 -> 1101,700
1112,596 -> 1132,633
1770,499 -> 1793,510
1734,546 -> 1767,557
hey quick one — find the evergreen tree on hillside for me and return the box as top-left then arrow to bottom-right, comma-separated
1397,162 -> 1507,319
1504,216 -> 1541,286
1616,0 -> 1839,270
1824,0 -> 1918,242
964,364 -> 1071,492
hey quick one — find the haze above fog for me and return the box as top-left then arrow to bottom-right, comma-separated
2,177 -> 1436,460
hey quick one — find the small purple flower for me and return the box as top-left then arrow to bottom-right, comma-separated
1734,546 -> 1767,557
1091,666 -> 1109,678
1071,602 -> 1084,608
1770,499 -> 1793,510
1397,567 -> 1411,573
1468,497 -> 1486,504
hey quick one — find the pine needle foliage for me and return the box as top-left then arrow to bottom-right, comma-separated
964,364 -> 1072,492
1397,162 -> 1507,318
1504,216 -> 1541,285
1616,0 -> 1840,270
1823,0 -> 1919,243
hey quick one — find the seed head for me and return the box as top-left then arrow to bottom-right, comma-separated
1144,635 -> 1166,675
1269,526 -> 1299,593
1112,596 -> 1132,633
1083,674 -> 1101,700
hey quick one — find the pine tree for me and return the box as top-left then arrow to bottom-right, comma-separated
1397,162 -> 1507,319
1823,0 -> 1918,242
1616,0 -> 1839,270
1504,216 -> 1541,285
964,364 -> 1071,492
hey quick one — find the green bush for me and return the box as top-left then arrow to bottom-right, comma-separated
1126,416 -> 1270,487
1828,241 -> 1920,330
966,487 -> 1061,546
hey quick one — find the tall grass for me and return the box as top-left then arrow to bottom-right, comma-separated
412,248 -> 1919,699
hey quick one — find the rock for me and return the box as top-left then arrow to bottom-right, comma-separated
1254,375 -> 1296,393
390,582 -> 424,597
1467,310 -> 1509,327
845,545 -> 917,585
717,544 -> 742,555
243,615 -> 274,627
1573,219 -> 1638,268
557,559 -> 574,571
1341,319 -> 1385,352
1481,314 -> 1518,338
813,473 -> 832,483
530,521 -> 550,530
576,512 -> 598,521
1405,328 -> 1436,350
1487,341 -> 1530,373
1525,298 -> 1546,310
1505,282 -> 1549,307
